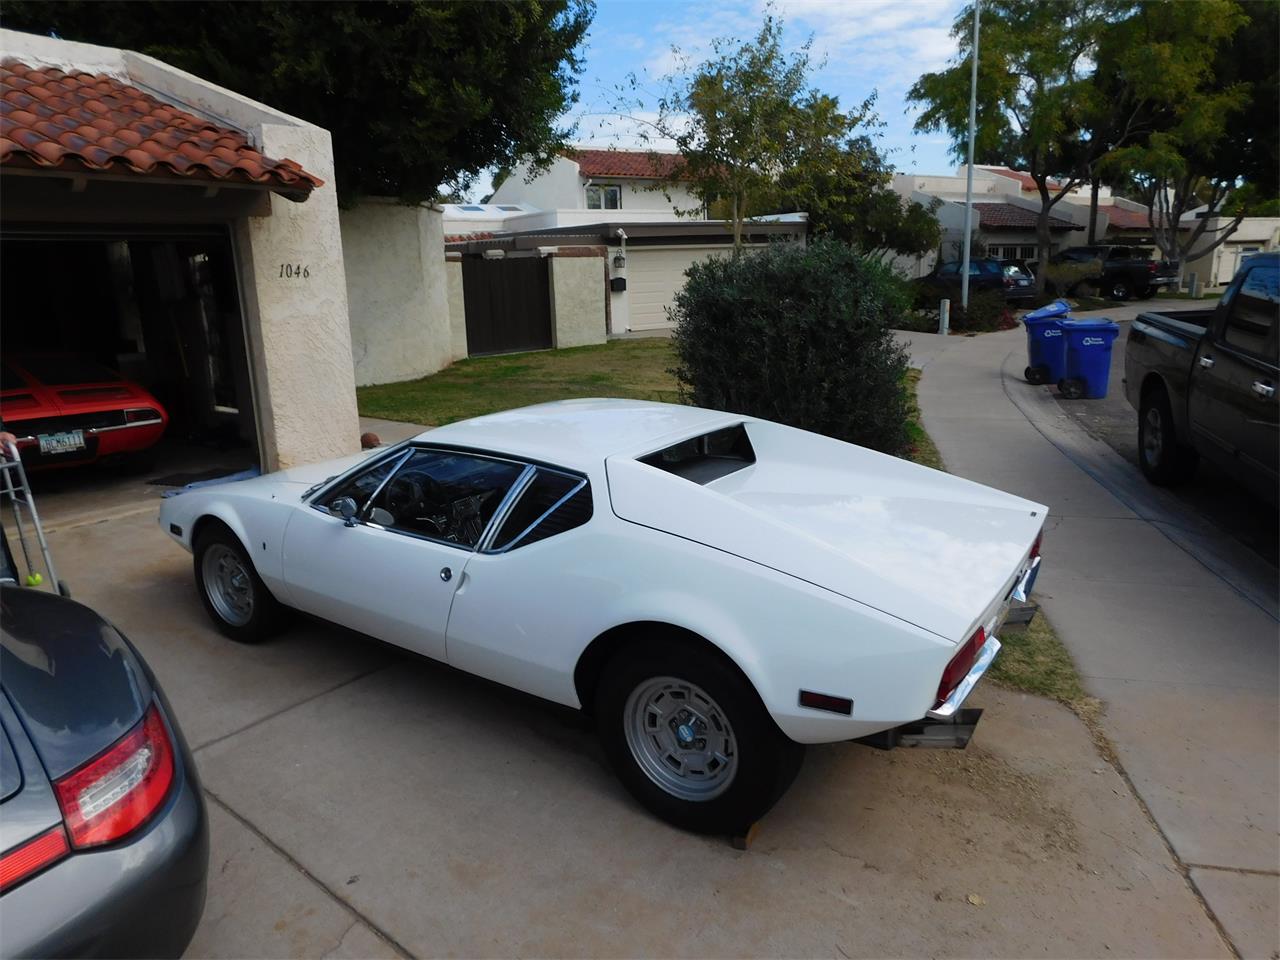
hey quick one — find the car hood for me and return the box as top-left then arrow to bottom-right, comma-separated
606,419 -> 1046,642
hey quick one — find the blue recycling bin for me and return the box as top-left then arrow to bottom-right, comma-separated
1021,299 -> 1070,385
1059,318 -> 1121,399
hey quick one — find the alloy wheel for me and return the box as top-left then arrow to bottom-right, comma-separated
624,676 -> 738,801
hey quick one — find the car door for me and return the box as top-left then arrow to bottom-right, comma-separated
281,446 -> 527,661
1188,261 -> 1280,487
443,466 -> 597,704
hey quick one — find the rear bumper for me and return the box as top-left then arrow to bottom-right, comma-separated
9,418 -> 166,467
922,554 -> 1039,721
0,729 -> 209,959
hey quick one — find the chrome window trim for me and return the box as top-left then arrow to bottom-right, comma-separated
304,440 -> 413,504
476,464 -> 536,553
482,471 -> 588,555
309,446 -> 412,515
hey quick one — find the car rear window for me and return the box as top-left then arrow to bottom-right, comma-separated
490,469 -> 589,551
17,357 -> 122,386
639,424 -> 756,484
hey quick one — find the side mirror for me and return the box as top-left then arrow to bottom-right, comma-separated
330,497 -> 359,527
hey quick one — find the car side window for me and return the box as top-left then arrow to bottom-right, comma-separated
320,453 -> 403,515
488,468 -> 591,551
1221,264 -> 1280,360
937,262 -> 958,277
367,449 -> 524,548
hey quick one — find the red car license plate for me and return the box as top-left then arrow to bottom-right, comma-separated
38,430 -> 86,455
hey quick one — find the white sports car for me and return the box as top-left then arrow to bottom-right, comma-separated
159,399 -> 1045,833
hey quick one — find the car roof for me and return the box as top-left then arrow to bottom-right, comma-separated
414,398 -> 744,470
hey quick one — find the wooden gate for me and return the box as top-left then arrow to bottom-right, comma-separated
461,256 -> 552,355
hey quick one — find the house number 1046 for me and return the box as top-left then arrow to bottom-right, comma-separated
279,263 -> 310,279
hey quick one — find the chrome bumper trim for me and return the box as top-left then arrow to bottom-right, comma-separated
927,633 -> 1002,720
1011,555 -> 1041,603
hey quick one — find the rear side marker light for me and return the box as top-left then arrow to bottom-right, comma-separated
0,826 -> 70,893
799,690 -> 853,716
53,703 -> 175,849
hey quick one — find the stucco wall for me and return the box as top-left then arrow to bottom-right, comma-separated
445,257 -> 468,360
233,121 -> 360,469
490,156 -> 582,209
340,200 -> 450,387
549,253 -> 607,349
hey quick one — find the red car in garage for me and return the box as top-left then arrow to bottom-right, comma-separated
0,356 -> 168,468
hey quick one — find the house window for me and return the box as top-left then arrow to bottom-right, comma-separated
586,184 -> 621,210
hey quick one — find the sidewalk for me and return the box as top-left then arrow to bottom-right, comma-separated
907,323 -> 1279,958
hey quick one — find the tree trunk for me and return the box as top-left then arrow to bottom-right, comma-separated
732,193 -> 743,254
1087,175 -> 1100,245
1036,209 -> 1053,294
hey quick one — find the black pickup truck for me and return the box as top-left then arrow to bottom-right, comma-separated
1124,252 -> 1278,502
1044,245 -> 1180,301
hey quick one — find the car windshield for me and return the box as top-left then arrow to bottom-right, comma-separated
17,357 -> 122,386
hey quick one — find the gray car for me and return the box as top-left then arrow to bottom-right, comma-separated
0,582 -> 208,958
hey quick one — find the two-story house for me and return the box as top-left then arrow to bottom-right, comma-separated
443,149 -> 806,334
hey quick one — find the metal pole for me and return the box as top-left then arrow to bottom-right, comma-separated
960,0 -> 981,310
939,298 -> 951,336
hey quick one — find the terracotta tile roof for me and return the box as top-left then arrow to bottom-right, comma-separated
445,231 -> 495,244
0,61 -> 322,198
1103,205 -> 1163,230
978,166 -> 1067,193
569,148 -> 689,180
972,201 -> 1081,230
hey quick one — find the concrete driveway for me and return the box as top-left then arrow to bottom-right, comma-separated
911,305 -> 1279,959
24,444 -> 1232,956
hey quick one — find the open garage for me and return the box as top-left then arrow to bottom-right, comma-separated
0,31 -> 361,525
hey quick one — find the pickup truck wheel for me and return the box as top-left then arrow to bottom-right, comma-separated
1137,286 -> 1157,300
194,525 -> 287,643
596,640 -> 804,835
1109,279 -> 1133,301
1138,388 -> 1198,485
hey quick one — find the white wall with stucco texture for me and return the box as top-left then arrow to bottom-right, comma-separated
549,255 -> 607,349
341,200 -> 451,387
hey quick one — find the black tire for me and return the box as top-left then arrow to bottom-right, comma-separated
193,523 -> 287,643
1137,286 -> 1158,300
1109,278 -> 1133,301
1025,365 -> 1048,385
1058,378 -> 1086,400
1138,385 -> 1198,485
596,638 -> 805,835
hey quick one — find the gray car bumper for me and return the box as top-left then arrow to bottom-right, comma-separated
0,738 -> 209,959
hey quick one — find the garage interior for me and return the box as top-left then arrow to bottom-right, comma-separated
1,226 -> 259,520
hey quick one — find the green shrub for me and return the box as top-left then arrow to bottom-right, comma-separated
948,290 -> 1015,332
669,239 -> 912,455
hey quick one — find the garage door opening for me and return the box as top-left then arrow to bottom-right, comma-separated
1,228 -> 259,518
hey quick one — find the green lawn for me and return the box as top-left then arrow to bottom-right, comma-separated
357,338 -> 679,427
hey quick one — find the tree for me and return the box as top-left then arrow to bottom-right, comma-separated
2,0 -> 593,206
909,0 -> 1127,288
1111,0 -> 1276,266
620,17 -> 937,256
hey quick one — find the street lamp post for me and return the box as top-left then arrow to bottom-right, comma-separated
959,0 -> 981,310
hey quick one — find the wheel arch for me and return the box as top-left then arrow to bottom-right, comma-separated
573,620 -> 759,717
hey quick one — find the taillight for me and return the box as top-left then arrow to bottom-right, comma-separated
124,407 -> 160,423
936,626 -> 986,707
0,826 -> 70,893
1030,530 -> 1044,560
53,703 -> 174,849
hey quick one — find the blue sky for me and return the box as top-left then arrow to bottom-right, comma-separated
471,0 -> 967,198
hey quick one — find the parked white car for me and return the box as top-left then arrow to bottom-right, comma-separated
159,399 -> 1045,833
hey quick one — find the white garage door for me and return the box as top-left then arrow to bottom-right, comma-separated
626,247 -> 726,331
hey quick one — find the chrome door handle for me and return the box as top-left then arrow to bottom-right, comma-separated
439,567 -> 452,582
1198,356 -> 1215,369
1252,380 -> 1276,399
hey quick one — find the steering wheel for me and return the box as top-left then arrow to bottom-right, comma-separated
382,475 -> 423,523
